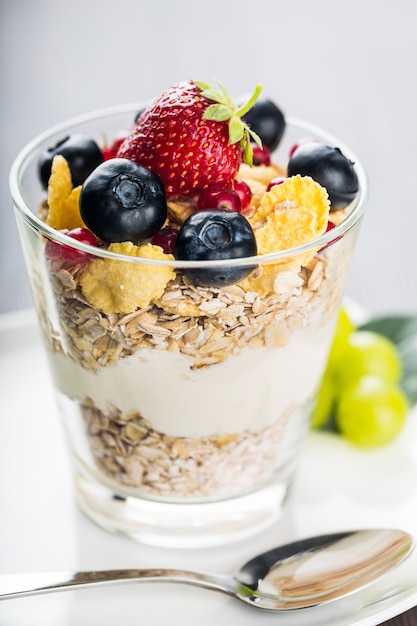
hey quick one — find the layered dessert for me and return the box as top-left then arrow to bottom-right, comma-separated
33,80 -> 360,500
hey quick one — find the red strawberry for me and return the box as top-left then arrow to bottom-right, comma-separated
102,131 -> 129,161
117,80 -> 262,198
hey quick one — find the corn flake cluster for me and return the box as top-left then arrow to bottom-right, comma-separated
250,175 -> 330,252
46,156 -> 85,230
80,242 -> 175,314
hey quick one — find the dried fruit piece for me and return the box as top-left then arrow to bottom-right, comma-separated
46,155 -> 85,230
80,242 -> 175,314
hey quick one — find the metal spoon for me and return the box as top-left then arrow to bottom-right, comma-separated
0,529 -> 413,610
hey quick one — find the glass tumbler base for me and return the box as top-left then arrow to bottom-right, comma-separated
73,471 -> 290,548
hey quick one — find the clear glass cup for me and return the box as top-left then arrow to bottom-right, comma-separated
9,105 -> 367,547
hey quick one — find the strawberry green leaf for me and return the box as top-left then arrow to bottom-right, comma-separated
242,137 -> 253,166
200,88 -> 230,106
236,84 -> 263,118
194,81 -> 212,92
248,128 -> 263,149
196,80 -> 262,160
203,104 -> 233,122
217,81 -> 229,95
210,82 -> 236,108
229,117 -> 245,144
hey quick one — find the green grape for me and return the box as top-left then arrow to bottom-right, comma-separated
327,307 -> 356,370
333,330 -> 402,388
311,369 -> 335,429
335,376 -> 409,448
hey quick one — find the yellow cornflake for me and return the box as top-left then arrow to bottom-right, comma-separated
46,155 -> 85,230
255,203 -> 327,254
238,265 -> 278,298
237,162 -> 287,210
238,162 -> 286,188
251,174 -> 330,249
80,242 -> 176,315
239,176 -> 330,296
154,298 -> 204,317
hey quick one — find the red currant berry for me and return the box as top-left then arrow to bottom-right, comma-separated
197,185 -> 242,213
151,225 -> 179,254
46,228 -> 98,264
102,131 -> 129,161
288,138 -> 320,159
45,229 -> 70,260
232,179 -> 252,209
266,176 -> 286,192
326,220 -> 342,245
252,145 -> 271,166
320,220 -> 341,251
102,147 -> 114,161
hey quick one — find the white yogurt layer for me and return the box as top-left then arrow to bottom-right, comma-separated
48,321 -> 335,438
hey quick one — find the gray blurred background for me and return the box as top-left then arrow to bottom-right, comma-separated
1,0 -> 416,316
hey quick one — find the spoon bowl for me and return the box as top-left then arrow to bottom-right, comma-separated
0,529 -> 413,611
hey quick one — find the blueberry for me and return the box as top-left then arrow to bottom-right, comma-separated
38,134 -> 103,189
80,158 -> 167,243
288,143 -> 359,210
175,210 -> 257,287
241,97 -> 286,152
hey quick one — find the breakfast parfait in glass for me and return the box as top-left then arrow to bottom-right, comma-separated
11,80 -> 366,544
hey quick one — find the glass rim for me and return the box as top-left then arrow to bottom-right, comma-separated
9,103 -> 368,269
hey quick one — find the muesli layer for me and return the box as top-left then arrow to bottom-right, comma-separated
80,398 -> 296,498
44,243 -> 344,373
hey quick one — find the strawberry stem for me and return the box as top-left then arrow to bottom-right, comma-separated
195,79 -> 264,166
236,84 -> 263,118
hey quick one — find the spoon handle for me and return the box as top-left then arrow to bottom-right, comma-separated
0,569 -> 234,601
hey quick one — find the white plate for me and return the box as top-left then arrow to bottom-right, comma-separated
0,309 -> 417,626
